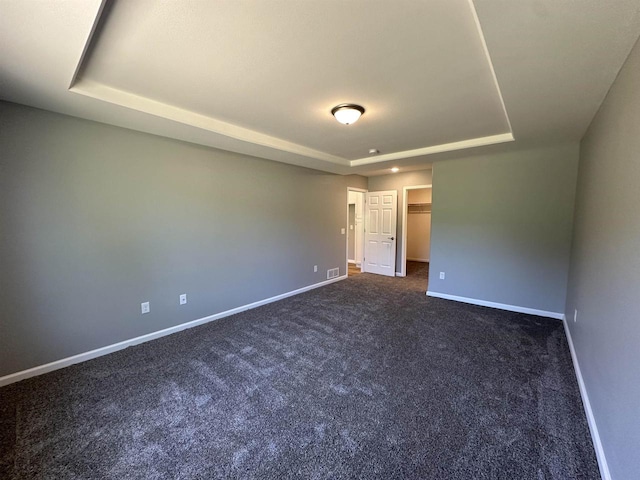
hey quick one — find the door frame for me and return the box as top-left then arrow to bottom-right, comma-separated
400,184 -> 432,277
362,190 -> 398,277
346,187 -> 368,275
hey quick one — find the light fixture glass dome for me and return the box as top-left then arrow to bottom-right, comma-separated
331,104 -> 365,125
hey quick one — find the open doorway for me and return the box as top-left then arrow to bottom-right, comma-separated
347,188 -> 366,276
401,185 -> 432,287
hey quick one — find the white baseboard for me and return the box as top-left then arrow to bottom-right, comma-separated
426,291 -> 564,320
406,257 -> 429,262
348,259 -> 356,264
562,317 -> 611,480
0,275 -> 347,387
395,272 -> 405,277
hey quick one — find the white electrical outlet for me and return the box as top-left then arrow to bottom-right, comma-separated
341,228 -> 346,235
180,294 -> 187,305
314,265 -> 318,272
574,309 -> 578,322
141,302 -> 150,314
439,272 -> 446,280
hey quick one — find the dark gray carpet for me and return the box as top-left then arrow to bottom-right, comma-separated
0,262 -> 599,479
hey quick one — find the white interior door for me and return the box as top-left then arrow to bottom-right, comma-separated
364,190 -> 397,276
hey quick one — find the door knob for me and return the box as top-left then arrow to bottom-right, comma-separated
389,237 -> 394,240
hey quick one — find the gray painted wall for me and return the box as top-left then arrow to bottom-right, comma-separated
368,170 -> 433,272
428,144 -> 579,314
0,101 -> 366,377
565,37 -> 640,480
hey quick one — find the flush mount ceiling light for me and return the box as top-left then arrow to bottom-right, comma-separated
391,167 -> 399,173
331,103 -> 365,125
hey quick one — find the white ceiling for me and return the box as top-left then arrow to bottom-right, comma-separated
77,0 -> 511,162
1,1 -> 640,176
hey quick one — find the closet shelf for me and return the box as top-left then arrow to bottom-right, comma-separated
407,203 -> 432,214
